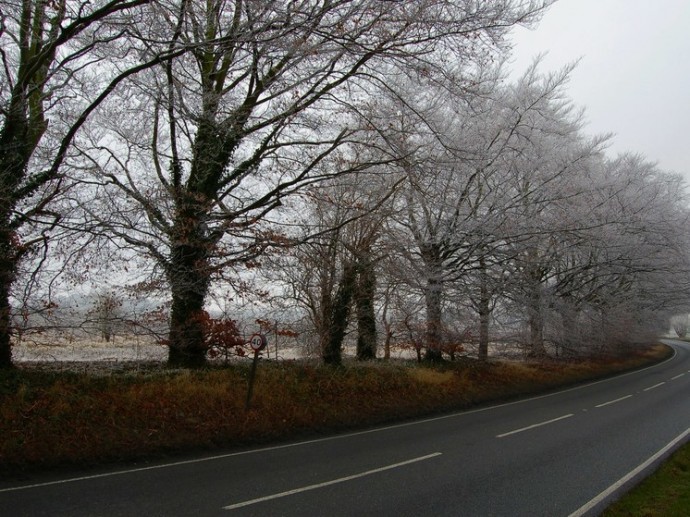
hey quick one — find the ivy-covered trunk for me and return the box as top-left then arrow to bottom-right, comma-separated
322,261 -> 356,366
355,253 -> 377,360
474,256 -> 489,361
424,282 -> 443,361
168,275 -> 209,368
0,238 -> 14,369
558,297 -> 580,357
0,181 -> 18,369
0,100 -> 36,369
421,243 -> 444,362
527,280 -> 546,357
478,287 -> 490,362
166,211 -> 212,368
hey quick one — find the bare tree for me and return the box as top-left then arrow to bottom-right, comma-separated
491,63 -> 609,357
91,290 -> 122,342
264,171 -> 396,365
378,59 -> 586,360
671,314 -> 688,339
0,0 -> 187,367
576,156 -> 690,348
381,74 -> 502,361
77,0 -> 550,367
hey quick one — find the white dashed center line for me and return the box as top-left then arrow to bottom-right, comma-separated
497,414 -> 574,438
595,395 -> 633,408
223,453 -> 442,510
643,382 -> 666,392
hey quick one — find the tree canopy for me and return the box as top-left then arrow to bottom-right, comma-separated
3,0 -> 689,368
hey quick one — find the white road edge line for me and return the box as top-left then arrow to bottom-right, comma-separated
496,414 -> 574,438
643,382 -> 666,391
595,395 -> 633,408
0,345 -> 679,493
222,453 -> 442,511
568,428 -> 690,517
671,373 -> 685,380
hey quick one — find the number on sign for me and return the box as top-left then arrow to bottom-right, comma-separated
249,333 -> 267,351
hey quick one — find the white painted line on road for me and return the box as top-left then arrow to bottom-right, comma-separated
496,414 -> 574,438
222,453 -> 442,510
568,428 -> 690,517
643,382 -> 666,392
595,395 -> 633,408
671,373 -> 685,380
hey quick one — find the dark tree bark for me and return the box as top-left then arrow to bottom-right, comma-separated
164,194 -> 215,366
421,243 -> 444,362
383,329 -> 392,360
167,256 -> 211,367
0,251 -> 14,368
558,296 -> 580,357
527,279 -> 546,357
424,279 -> 444,362
381,294 -> 393,361
0,184 -> 21,369
322,261 -> 356,366
355,253 -> 377,360
0,64 -> 44,368
477,264 -> 491,362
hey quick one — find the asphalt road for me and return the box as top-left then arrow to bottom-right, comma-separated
2,340 -> 689,516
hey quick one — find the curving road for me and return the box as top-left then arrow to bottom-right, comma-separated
2,340 -> 689,516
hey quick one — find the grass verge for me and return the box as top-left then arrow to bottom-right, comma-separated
0,344 -> 671,477
602,441 -> 690,516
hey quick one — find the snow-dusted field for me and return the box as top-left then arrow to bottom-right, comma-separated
12,333 -> 312,366
13,335 -> 169,364
11,330 -> 536,369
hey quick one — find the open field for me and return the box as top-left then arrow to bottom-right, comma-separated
12,335 -> 168,364
10,332 -> 529,368
0,343 -> 671,476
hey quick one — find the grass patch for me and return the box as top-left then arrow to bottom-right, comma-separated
602,441 -> 690,516
0,344 -> 671,476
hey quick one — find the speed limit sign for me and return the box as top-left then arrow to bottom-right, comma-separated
249,333 -> 267,351
246,333 -> 267,410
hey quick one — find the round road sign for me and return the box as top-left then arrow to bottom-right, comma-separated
249,333 -> 267,351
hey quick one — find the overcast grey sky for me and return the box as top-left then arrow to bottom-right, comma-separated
508,0 -> 690,181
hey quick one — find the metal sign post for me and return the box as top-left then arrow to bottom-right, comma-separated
245,333 -> 267,410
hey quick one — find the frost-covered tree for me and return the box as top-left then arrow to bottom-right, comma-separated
0,0 -> 176,368
77,0 -> 550,367
492,63 -> 609,356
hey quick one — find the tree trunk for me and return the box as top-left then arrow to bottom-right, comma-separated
559,298 -> 580,357
0,213 -> 20,369
422,244 -> 444,362
0,270 -> 13,369
0,106 -> 33,369
477,258 -> 490,362
355,255 -> 377,360
166,226 -> 212,368
424,276 -> 443,362
478,299 -> 490,362
383,329 -> 392,360
381,297 -> 392,361
527,281 -> 546,357
168,287 -> 208,367
322,261 -> 356,366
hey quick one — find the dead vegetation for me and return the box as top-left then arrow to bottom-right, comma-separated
0,343 -> 671,476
